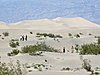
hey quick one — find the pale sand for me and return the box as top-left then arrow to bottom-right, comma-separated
0,17 -> 100,75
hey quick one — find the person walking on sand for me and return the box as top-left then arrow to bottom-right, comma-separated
22,35 -> 24,41
25,35 -> 28,41
20,35 -> 22,41
63,47 -> 66,53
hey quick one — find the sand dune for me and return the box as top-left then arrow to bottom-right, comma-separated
0,17 -> 96,30
0,22 -> 9,29
0,17 -> 100,75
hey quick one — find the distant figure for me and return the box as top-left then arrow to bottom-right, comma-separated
45,60 -> 48,62
63,47 -> 66,53
22,35 -> 24,41
20,35 -> 22,41
25,35 -> 28,41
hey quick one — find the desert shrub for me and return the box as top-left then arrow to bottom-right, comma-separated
82,59 -> 91,72
89,33 -> 92,36
98,37 -> 100,44
79,33 -> 83,35
11,39 -> 19,41
2,37 -> 4,40
0,60 -> 27,75
30,32 -> 33,34
80,43 -> 100,55
75,44 -> 80,53
61,67 -> 70,71
21,42 -> 58,55
8,49 -> 19,56
2,32 -> 9,37
80,37 -> 100,55
36,33 -> 63,38
55,35 -> 63,38
16,41 -> 20,46
9,41 -> 17,48
68,33 -> 72,36
74,34 -> 80,38
9,41 -> 19,48
21,45 -> 39,54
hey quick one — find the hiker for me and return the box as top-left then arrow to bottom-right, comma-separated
25,35 -> 28,41
22,35 -> 24,41
63,47 -> 66,53
20,35 -> 22,41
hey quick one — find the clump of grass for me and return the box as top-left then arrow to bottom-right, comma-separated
8,42 -> 58,56
0,60 -> 27,75
30,32 -> 33,34
61,67 -> 71,71
68,33 -> 72,37
80,43 -> 100,55
7,49 -> 20,56
2,32 -> 9,37
9,40 -> 20,48
36,33 -> 63,38
21,42 -> 58,55
74,34 -> 80,38
82,59 -> 91,72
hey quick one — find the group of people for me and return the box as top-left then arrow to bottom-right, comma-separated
20,35 -> 28,41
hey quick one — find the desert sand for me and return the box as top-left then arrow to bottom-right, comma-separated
0,17 -> 100,75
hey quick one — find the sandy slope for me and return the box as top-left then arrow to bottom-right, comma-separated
0,17 -> 100,75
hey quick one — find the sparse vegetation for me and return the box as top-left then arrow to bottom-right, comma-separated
82,59 -> 91,72
21,42 -> 58,55
75,44 -> 80,53
89,33 -> 92,36
74,34 -> 80,38
79,33 -> 83,35
30,32 -> 33,34
61,67 -> 71,71
80,43 -> 100,55
8,42 -> 58,56
8,49 -> 20,56
9,40 -> 20,48
36,33 -> 63,38
80,37 -> 100,55
98,37 -> 100,44
0,60 -> 27,75
68,33 -> 72,36
2,32 -> 9,37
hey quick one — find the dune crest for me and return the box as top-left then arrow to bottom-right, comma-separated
0,17 -> 99,29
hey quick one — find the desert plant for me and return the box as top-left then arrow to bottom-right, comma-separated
68,33 -> 72,36
98,37 -> 100,44
80,43 -> 100,55
55,35 -> 63,38
21,42 -> 58,55
0,60 -> 27,75
2,37 -> 4,40
82,59 -> 91,72
7,49 -> 19,56
74,34 -> 80,38
36,33 -> 63,38
75,44 -> 80,53
61,67 -> 71,71
30,32 -> 33,34
89,33 -> 92,36
9,41 -> 19,48
79,33 -> 83,35
2,32 -> 9,37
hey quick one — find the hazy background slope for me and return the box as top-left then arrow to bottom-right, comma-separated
0,0 -> 99,24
